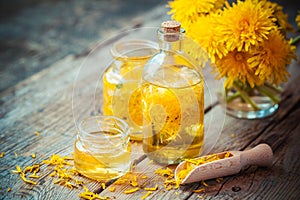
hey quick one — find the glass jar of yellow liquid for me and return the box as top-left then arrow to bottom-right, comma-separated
74,116 -> 131,181
142,21 -> 204,164
102,40 -> 158,141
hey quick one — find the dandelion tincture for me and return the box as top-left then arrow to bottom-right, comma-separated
102,40 -> 157,141
142,21 -> 204,164
74,116 -> 131,181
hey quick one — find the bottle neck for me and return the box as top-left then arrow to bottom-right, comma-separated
157,28 -> 185,52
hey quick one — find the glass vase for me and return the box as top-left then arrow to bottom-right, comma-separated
218,82 -> 281,119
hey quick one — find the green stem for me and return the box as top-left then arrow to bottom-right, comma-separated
255,85 -> 280,104
264,82 -> 282,94
291,35 -> 300,46
226,91 -> 241,103
233,82 -> 260,111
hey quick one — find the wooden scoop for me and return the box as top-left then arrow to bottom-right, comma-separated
175,144 -> 273,184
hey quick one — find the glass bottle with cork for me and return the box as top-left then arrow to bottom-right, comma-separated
142,21 -> 204,164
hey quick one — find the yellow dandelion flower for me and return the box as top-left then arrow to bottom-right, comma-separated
219,0 -> 277,52
248,30 -> 296,85
168,0 -> 225,31
189,14 -> 228,61
296,12 -> 300,29
214,49 -> 262,88
260,0 -> 295,34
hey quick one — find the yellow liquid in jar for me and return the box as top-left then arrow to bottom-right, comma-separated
74,131 -> 131,181
103,55 -> 151,141
142,65 -> 204,164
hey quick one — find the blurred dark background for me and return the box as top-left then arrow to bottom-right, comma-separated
0,0 -> 168,92
0,0 -> 298,92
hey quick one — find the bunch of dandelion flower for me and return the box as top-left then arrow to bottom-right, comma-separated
260,0 -> 295,35
168,0 -> 297,110
293,12 -> 300,45
168,0 -> 226,31
297,12 -> 300,29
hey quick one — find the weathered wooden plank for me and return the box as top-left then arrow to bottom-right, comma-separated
96,47 -> 300,199
1,4 -> 300,200
0,5 -> 170,200
185,54 -> 300,199
196,109 -> 300,200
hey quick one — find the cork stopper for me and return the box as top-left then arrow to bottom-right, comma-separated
161,20 -> 181,33
161,20 -> 181,42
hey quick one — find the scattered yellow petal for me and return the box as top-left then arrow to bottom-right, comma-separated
24,164 -> 40,173
144,184 -> 158,191
130,175 -> 138,187
231,133 -> 236,138
124,187 -> 139,194
155,167 -> 174,178
141,191 -> 153,200
79,186 -> 108,200
155,167 -> 178,190
75,180 -> 84,186
14,152 -> 18,158
0,152 -> 5,158
53,179 -> 64,185
109,187 -> 116,192
216,177 -> 223,183
141,175 -> 147,179
201,180 -> 209,187
131,181 -> 138,187
34,131 -> 40,137
62,156 -> 74,160
101,183 -> 106,189
28,173 -> 40,179
31,153 -> 36,159
193,188 -> 205,193
166,185 -> 173,191
20,173 -> 37,185
16,166 -> 22,173
147,160 -> 153,165
7,188 -> 11,192
49,171 -> 56,177
65,181 -> 77,189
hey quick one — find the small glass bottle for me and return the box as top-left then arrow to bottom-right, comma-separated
102,40 -> 158,141
74,116 -> 131,181
142,21 -> 204,164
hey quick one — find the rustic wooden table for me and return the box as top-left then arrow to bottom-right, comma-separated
1,5 -> 300,200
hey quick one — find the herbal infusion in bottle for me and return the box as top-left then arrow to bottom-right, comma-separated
142,21 -> 204,164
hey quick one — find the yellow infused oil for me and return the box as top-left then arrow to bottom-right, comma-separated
142,64 -> 204,164
102,40 -> 157,141
74,116 -> 131,181
74,132 -> 131,181
102,58 -> 144,132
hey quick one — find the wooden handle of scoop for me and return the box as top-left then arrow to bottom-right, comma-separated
240,144 -> 273,168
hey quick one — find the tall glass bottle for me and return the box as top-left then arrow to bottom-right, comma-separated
142,21 -> 204,164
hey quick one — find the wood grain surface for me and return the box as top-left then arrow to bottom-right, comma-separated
1,3 -> 300,200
